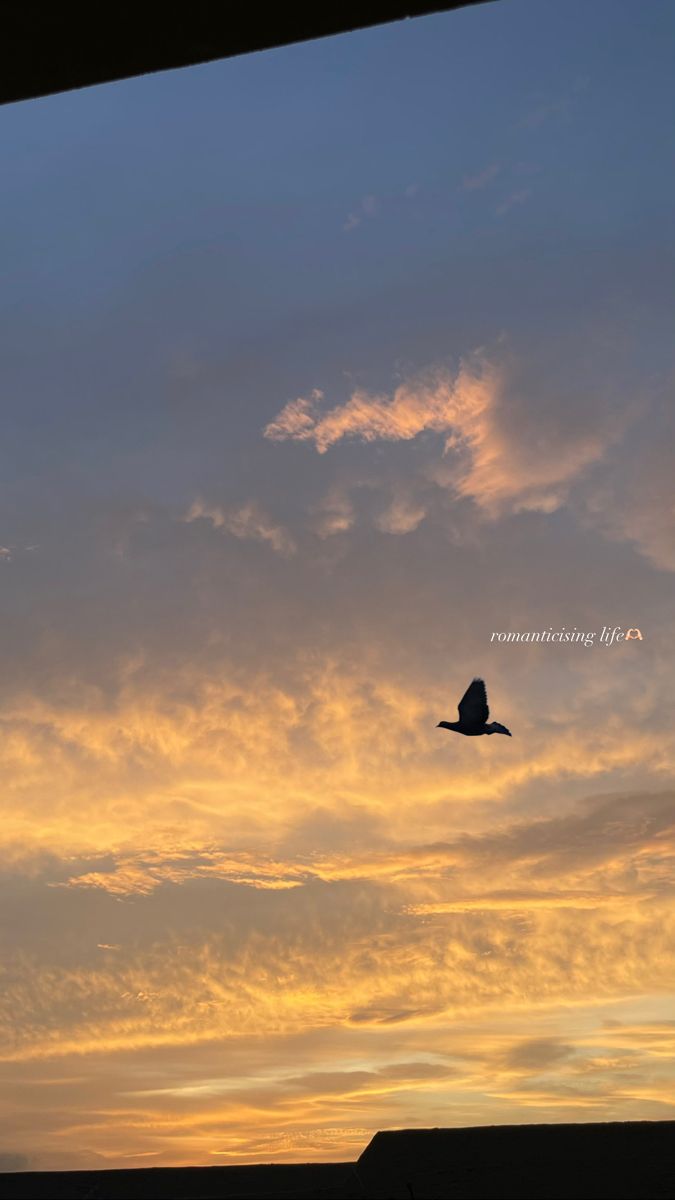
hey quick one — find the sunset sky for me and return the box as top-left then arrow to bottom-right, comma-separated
2,0 -> 675,1173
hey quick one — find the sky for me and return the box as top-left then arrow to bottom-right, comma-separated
1,0 -> 675,1173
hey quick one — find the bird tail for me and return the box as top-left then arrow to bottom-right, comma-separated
486,722 -> 512,737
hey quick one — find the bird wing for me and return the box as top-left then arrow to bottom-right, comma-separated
458,677 -> 489,724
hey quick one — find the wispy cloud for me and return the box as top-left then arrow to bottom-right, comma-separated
183,498 -> 296,556
0,543 -> 38,563
576,397 -> 675,571
264,356 -> 611,518
495,188 -> 531,216
263,365 -> 497,455
311,487 -> 355,538
3,784 -> 675,1174
374,489 -> 427,534
462,163 -> 500,191
343,194 -> 379,232
519,77 -> 590,130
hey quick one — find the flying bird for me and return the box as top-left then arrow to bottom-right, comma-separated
437,677 -> 512,737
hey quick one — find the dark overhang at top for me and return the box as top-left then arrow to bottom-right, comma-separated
0,2 -> 494,106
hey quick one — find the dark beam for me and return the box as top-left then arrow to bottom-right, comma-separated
0,2 -> 494,107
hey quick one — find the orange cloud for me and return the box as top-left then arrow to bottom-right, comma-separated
264,358 -> 610,518
183,498 -> 296,556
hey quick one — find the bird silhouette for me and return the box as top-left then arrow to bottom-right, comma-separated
437,677 -> 512,737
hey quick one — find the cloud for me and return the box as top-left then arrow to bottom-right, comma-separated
520,77 -> 589,130
503,1038 -> 575,1071
0,16 -> 671,1173
0,543 -> 40,564
577,394 -> 675,571
374,490 -> 427,535
495,189 -> 531,216
0,855 -> 667,1064
264,367 -> 495,455
343,194 -> 379,232
264,355 -> 611,518
0,543 -> 38,563
14,785 -> 669,908
3,785 -> 675,1166
311,487 -> 355,538
0,343 -> 672,1165
182,498 -> 296,556
4,995 -> 674,1170
0,1152 -> 29,1171
462,163 -> 500,191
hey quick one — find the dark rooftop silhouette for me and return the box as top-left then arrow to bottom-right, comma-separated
2,1121 -> 675,1198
